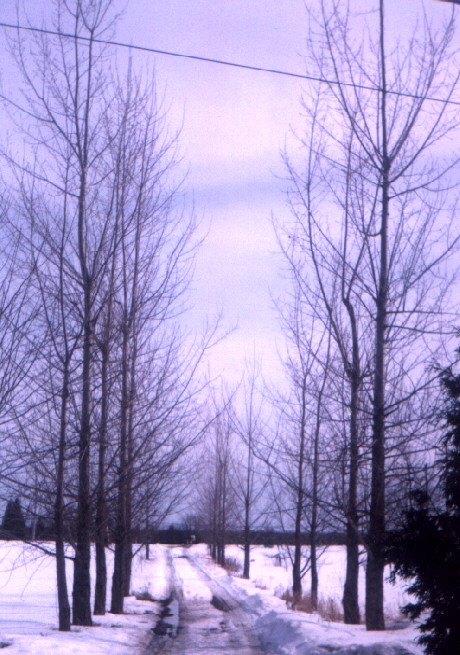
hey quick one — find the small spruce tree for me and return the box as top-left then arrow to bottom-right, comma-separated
387,356 -> 460,655
1,498 -> 26,540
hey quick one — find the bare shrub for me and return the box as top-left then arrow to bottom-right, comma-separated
134,590 -> 155,602
281,590 -> 314,613
282,590 -> 345,623
223,557 -> 241,574
318,597 -> 343,622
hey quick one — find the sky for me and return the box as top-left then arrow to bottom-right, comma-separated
0,0 -> 457,386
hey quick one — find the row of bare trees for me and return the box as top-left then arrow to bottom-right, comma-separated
0,0 -> 214,631
274,0 -> 460,631
198,0 -> 460,633
0,0 -> 459,638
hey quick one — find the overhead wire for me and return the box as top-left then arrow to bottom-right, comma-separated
1,21 -> 460,107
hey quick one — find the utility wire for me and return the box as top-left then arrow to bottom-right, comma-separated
1,21 -> 460,107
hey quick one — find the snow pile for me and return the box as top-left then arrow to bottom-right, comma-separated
130,543 -> 173,601
254,609 -> 420,655
193,545 -> 421,655
181,544 -> 421,655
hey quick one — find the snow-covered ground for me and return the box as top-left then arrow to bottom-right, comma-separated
224,544 -> 411,624
0,540 -> 422,654
0,541 -> 167,655
208,545 -> 422,654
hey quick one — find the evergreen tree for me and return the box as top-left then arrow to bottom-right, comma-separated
1,498 -> 26,539
387,355 -> 460,655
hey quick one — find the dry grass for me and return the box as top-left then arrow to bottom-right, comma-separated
134,589 -> 155,601
223,556 -> 242,574
318,596 -> 343,622
281,590 -> 344,622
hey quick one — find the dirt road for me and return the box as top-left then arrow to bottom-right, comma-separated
146,550 -> 265,654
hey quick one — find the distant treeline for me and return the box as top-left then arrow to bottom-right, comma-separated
0,524 -> 347,547
137,527 -> 348,547
0,509 -> 348,547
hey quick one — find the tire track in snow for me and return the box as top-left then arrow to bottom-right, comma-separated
147,548 -> 265,654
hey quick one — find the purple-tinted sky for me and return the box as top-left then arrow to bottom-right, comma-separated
1,0 -> 457,384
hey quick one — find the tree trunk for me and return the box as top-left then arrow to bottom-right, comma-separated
72,285 -> 93,626
311,356 -> 327,612
293,372 -> 308,604
310,468 -> 318,610
55,365 -> 71,631
111,319 -> 129,614
123,377 -> 136,598
243,461 -> 251,578
343,356 -> 360,624
56,540 -> 71,631
94,340 -> 109,615
366,5 -> 389,626
243,508 -> 250,579
94,541 -> 107,615
310,531 -> 318,611
72,26 -> 96,622
292,478 -> 303,603
123,542 -> 132,597
343,525 -> 360,624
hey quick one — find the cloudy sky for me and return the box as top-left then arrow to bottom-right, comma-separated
0,0 -> 456,385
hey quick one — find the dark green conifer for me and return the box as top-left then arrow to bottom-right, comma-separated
2,498 -> 26,539
387,353 -> 460,655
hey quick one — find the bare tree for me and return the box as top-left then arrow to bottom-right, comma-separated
229,359 -> 270,579
269,304 -> 333,608
2,0 -> 217,628
283,0 -> 460,629
4,0 -> 127,626
279,109 -> 373,622
198,395 -> 236,567
101,69 -> 207,613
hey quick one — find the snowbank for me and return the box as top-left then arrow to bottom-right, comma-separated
190,543 -> 422,655
130,543 -> 173,601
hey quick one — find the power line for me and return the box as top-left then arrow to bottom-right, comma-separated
1,21 -> 460,107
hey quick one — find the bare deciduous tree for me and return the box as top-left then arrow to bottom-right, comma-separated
283,0 -> 460,630
229,359 -> 269,579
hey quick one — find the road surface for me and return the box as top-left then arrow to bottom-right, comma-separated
146,549 -> 265,654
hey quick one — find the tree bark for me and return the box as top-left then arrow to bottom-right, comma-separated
94,334 -> 110,614
55,364 -> 71,631
72,286 -> 93,626
73,153 -> 93,625
243,496 -> 251,579
343,317 -> 361,625
365,0 -> 388,631
111,321 -> 129,614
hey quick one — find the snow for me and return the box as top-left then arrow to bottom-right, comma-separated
223,544 -> 410,624
130,543 -> 173,601
186,545 -> 422,655
172,547 -> 213,601
0,541 -> 160,655
0,540 -> 423,654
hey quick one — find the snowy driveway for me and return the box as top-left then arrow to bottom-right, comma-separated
147,550 -> 264,654
145,547 -> 422,655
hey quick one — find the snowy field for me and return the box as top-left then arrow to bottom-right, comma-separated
0,540 -> 422,654
224,543 -> 411,623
